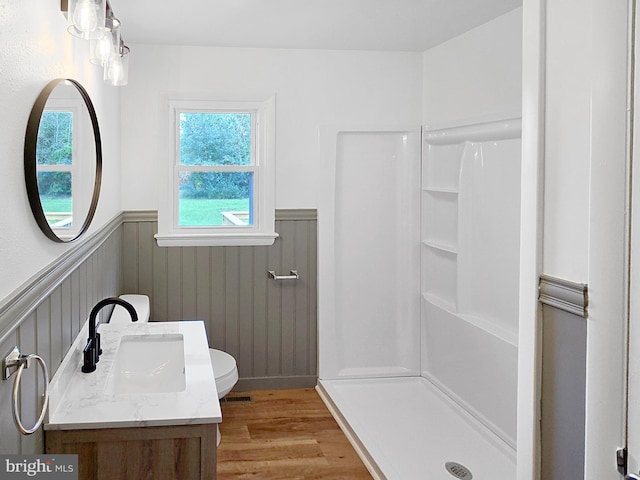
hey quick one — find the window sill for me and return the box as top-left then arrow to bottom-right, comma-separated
154,232 -> 279,247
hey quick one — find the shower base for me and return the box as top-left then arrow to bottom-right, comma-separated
318,377 -> 515,480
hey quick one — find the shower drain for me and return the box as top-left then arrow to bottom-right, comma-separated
445,461 -> 473,480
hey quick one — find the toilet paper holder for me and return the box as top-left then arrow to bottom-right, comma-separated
268,270 -> 300,281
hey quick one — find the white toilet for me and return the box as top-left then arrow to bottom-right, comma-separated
110,294 -> 239,445
209,348 -> 239,398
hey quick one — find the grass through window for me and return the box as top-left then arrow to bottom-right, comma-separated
179,198 -> 250,226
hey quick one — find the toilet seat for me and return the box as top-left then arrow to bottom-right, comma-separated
209,349 -> 238,398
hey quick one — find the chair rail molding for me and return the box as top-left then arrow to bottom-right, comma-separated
539,274 -> 588,318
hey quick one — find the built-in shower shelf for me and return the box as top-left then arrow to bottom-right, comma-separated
422,189 -> 458,251
423,187 -> 459,194
422,292 -> 456,314
422,240 -> 457,254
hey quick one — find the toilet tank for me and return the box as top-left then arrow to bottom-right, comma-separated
109,294 -> 150,324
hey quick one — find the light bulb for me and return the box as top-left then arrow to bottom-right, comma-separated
94,34 -> 112,64
106,56 -> 123,84
112,62 -> 124,83
73,0 -> 98,35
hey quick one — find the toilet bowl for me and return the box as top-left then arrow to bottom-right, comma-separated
209,349 -> 239,399
209,348 -> 239,446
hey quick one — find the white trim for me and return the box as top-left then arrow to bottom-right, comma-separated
155,232 -> 278,247
518,0 -> 546,478
583,1 -> 630,478
627,0 -> 640,475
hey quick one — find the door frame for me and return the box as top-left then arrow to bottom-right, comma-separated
626,0 -> 640,476
520,0 -> 632,478
518,0 -> 546,478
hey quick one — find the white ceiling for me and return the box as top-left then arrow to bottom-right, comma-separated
107,0 -> 522,52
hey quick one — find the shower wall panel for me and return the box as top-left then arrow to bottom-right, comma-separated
421,117 -> 521,447
319,129 -> 421,380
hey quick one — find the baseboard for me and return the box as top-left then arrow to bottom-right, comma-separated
235,375 -> 317,391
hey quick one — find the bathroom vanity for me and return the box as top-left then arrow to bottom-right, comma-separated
45,320 -> 221,480
45,424 -> 216,479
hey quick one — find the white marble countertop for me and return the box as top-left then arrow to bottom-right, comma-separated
45,320 -> 221,430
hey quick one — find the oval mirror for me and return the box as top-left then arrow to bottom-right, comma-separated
24,79 -> 102,243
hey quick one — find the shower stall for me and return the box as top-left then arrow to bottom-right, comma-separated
318,117 -> 521,479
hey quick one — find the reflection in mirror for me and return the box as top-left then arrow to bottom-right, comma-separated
25,79 -> 102,242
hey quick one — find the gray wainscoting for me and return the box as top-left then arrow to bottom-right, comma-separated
121,210 -> 318,390
539,275 -> 587,480
0,208 -> 318,454
0,218 -> 123,455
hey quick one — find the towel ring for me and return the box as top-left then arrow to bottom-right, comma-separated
7,352 -> 49,435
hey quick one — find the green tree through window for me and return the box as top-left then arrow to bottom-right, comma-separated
178,112 -> 254,226
157,95 -> 276,246
36,110 -> 74,227
36,111 -> 73,199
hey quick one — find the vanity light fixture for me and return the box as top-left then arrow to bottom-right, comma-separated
64,0 -> 106,40
104,43 -> 129,86
89,16 -> 120,67
61,0 -> 131,86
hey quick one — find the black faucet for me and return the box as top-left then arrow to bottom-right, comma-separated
81,297 -> 139,373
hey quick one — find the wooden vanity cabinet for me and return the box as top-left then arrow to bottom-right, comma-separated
45,423 -> 216,480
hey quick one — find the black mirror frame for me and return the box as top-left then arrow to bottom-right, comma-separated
24,79 -> 102,243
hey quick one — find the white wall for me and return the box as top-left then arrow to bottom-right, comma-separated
120,45 -> 423,210
543,1 -> 592,282
422,7 -> 523,127
0,1 -> 123,303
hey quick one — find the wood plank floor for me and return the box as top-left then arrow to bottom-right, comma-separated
217,388 -> 374,479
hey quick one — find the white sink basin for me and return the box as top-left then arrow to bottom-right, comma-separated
105,334 -> 186,394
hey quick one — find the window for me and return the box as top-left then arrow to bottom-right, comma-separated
36,95 -> 95,240
37,109 -> 75,230
156,96 -> 277,246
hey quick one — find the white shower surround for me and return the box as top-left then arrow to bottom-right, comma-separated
319,127 -> 422,382
422,118 -> 521,446
318,117 -> 521,479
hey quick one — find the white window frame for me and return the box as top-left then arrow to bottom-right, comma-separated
156,94 -> 277,247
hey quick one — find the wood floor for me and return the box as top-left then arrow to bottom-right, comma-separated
216,388 -> 374,479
